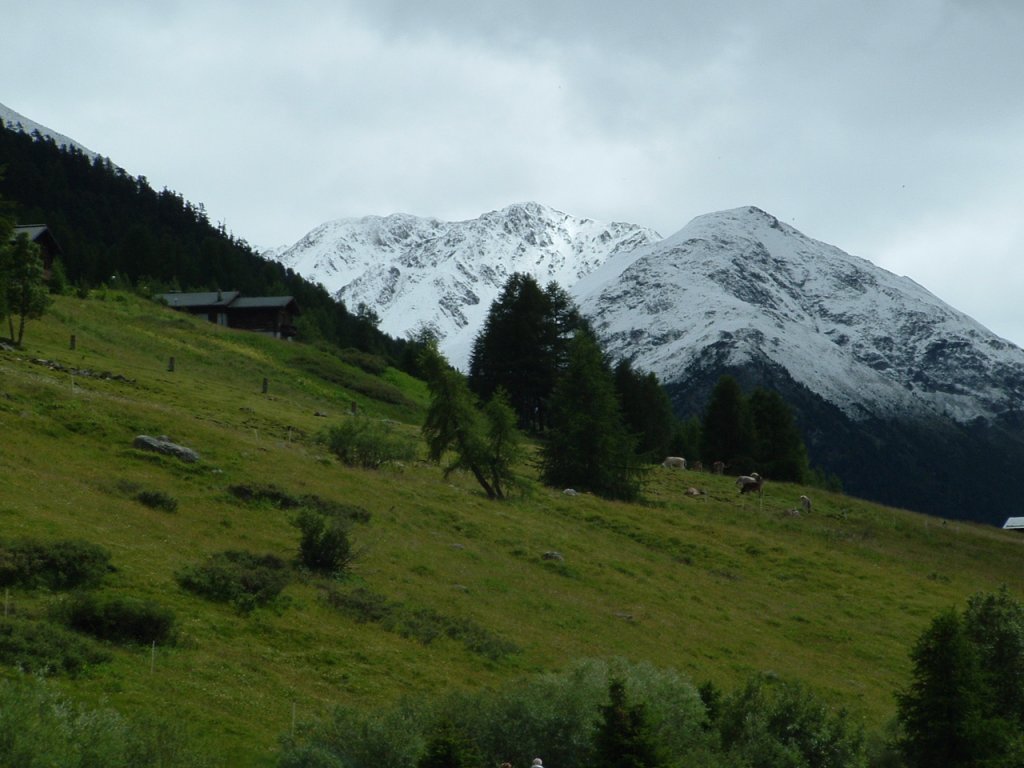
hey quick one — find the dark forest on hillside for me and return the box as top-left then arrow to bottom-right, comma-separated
0,123 -> 412,366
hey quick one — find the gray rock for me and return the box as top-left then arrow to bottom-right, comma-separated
132,435 -> 200,463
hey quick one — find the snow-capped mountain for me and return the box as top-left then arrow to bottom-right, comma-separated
573,205 -> 1024,425
0,102 -> 98,159
273,202 -> 1024,523
269,202 -> 661,367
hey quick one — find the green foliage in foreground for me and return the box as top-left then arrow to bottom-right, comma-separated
0,675 -> 213,767
4,291 -> 1024,766
279,658 -> 867,768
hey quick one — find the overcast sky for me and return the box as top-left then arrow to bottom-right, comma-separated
4,0 -> 1023,345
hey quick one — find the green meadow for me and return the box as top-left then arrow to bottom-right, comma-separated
2,291 -> 1022,765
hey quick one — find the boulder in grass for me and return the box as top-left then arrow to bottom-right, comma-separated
132,435 -> 200,463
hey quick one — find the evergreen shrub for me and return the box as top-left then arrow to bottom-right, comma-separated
61,592 -> 176,645
176,551 -> 290,613
0,539 -> 113,590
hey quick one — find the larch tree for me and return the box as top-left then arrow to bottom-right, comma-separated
421,341 -> 522,500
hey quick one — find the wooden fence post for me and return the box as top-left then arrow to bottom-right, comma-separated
70,334 -> 76,350
168,356 -> 175,372
262,377 -> 269,394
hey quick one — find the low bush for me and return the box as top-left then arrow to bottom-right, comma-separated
0,539 -> 113,590
136,489 -> 179,513
0,616 -> 111,675
228,484 -> 371,523
176,550 -> 290,613
324,586 -> 519,661
321,415 -> 418,469
0,675 -> 213,767
60,592 -> 176,645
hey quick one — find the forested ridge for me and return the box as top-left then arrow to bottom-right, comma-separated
0,122 -> 408,363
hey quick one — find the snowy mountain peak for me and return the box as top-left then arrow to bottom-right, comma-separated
267,203 -> 662,366
574,206 -> 1024,424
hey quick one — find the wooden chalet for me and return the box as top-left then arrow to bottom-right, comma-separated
1003,517 -> 1024,531
11,224 -> 64,278
158,291 -> 300,339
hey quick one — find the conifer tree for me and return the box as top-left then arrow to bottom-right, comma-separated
591,678 -> 661,768
896,609 -> 991,767
699,375 -> 754,472
2,234 -> 50,345
748,387 -> 809,482
468,274 -> 587,431
540,331 -> 643,501
614,360 -> 677,462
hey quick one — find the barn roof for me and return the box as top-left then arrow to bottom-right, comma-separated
158,291 -> 240,308
11,224 -> 63,254
1002,517 -> 1024,530
229,296 -> 300,312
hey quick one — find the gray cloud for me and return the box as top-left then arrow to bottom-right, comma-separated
4,0 -> 1023,345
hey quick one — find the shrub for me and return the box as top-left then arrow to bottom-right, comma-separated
228,484 -> 371,523
0,675 -> 213,767
176,551 -> 290,613
324,586 -> 519,661
61,592 -> 176,645
0,617 -> 111,675
322,415 -> 418,469
136,489 -> 178,512
0,539 -> 113,590
294,510 -> 352,575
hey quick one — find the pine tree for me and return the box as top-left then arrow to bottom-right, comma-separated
540,331 -> 643,501
3,234 -> 50,345
591,678 -> 661,768
748,387 -> 809,482
468,274 -> 586,431
699,375 -> 754,472
896,609 -> 991,768
614,360 -> 677,462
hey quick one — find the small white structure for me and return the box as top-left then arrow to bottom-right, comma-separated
1003,517 -> 1024,530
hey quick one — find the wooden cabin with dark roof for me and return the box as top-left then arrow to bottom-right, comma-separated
11,225 -> 64,278
157,291 -> 299,339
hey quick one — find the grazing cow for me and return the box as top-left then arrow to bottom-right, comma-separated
711,460 -> 725,475
692,460 -> 704,472
661,456 -> 687,469
799,494 -> 812,514
736,472 -> 764,495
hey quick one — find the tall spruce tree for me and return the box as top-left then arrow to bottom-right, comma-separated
748,387 -> 809,482
540,331 -> 643,501
614,360 -> 677,462
699,375 -> 754,472
591,679 -> 662,768
896,609 -> 993,768
468,274 -> 586,431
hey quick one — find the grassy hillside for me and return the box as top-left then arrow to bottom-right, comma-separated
2,292 -> 1023,765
